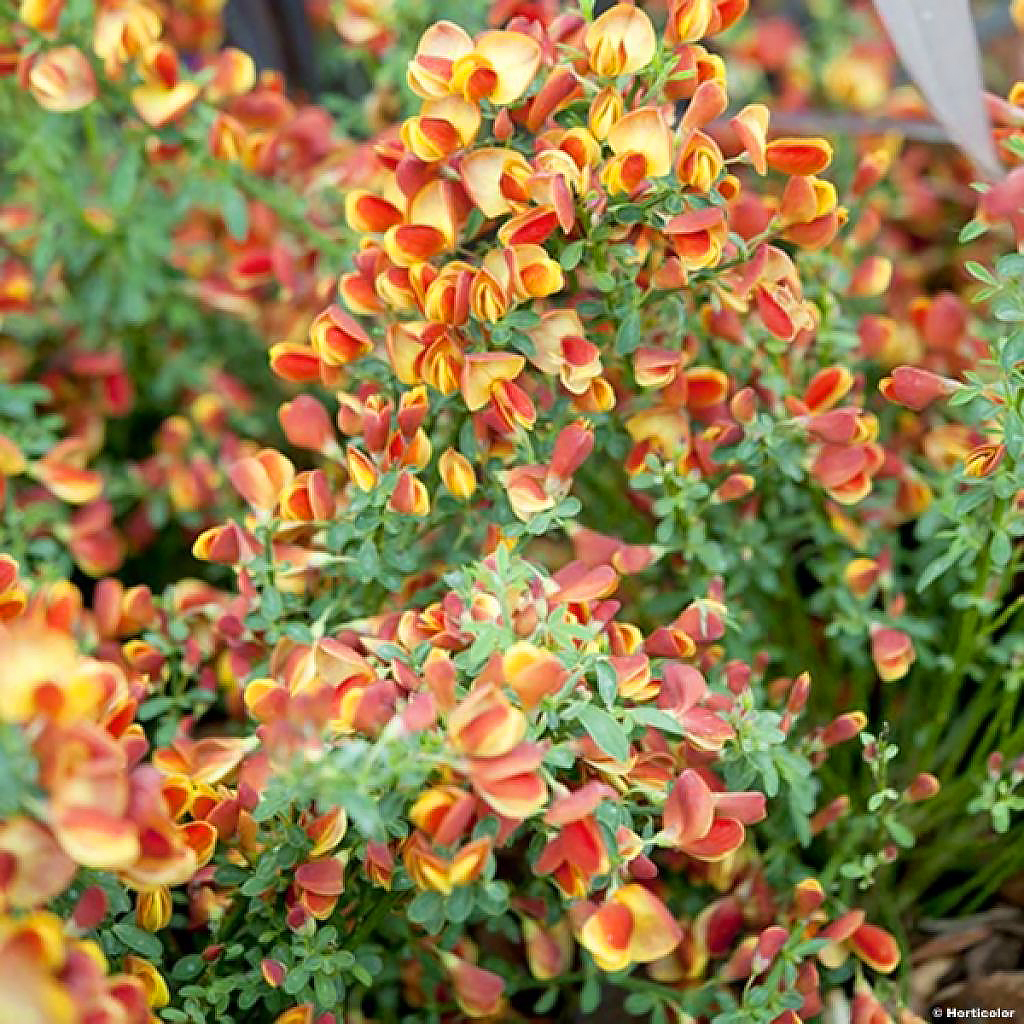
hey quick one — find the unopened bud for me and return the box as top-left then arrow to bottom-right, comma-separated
821,711 -> 867,748
793,878 -> 825,919
786,672 -> 811,714
904,772 -> 940,803
752,926 -> 788,973
810,796 -> 850,835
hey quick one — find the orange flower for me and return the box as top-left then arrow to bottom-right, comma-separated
535,799 -> 612,897
269,343 -> 321,383
522,917 -> 572,980
526,310 -> 602,396
589,87 -> 625,141
731,104 -> 769,174
665,208 -> 728,271
765,137 -> 833,175
811,443 -> 884,505
228,449 -> 295,517
122,955 -> 170,1008
274,1007 -> 314,1024
192,521 -> 263,565
136,886 -> 172,931
585,4 -> 657,78
502,642 -> 568,709
0,818 -> 75,910
452,31 -> 542,106
468,742 -> 548,819
844,557 -> 883,598
819,918 -> 899,974
294,857 -> 345,919
460,352 -> 525,412
578,885 -> 683,971
0,555 -> 27,622
603,107 -> 673,193
661,769 -> 763,860
309,304 -> 373,366
403,833 -> 491,893
440,952 -> 505,1018
19,0 -> 63,34
963,442 -> 1006,478
879,366 -> 958,410
401,96 -> 481,162
676,130 -> 724,192
461,148 -> 532,218
131,43 -> 200,127
439,448 -> 477,500
667,0 -> 714,43
407,21 -> 475,98
448,684 -> 526,758
870,627 -> 915,682
27,46 -> 97,112
345,190 -> 404,234
500,244 -> 565,302
498,465 -> 555,521
93,2 -> 161,73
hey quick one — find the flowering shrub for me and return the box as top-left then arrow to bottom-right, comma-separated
1,0 -> 1023,1022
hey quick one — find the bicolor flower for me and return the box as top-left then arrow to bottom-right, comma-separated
584,4 -> 657,78
577,885 -> 683,971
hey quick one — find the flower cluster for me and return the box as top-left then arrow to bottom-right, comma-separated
1,0 -> 1023,1022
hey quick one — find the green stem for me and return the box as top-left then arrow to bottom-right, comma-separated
924,496 -> 1009,767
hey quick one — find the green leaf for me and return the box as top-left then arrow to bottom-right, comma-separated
615,310 -> 642,355
886,820 -> 915,848
559,241 -> 585,270
408,891 -> 444,927
917,547 -> 961,593
594,660 -> 618,708
533,988 -> 558,1014
314,974 -> 338,1009
446,885 -> 475,923
964,260 -> 997,285
171,955 -> 206,981
112,923 -> 163,959
958,218 -> 988,243
575,705 -> 630,762
221,185 -> 250,241
630,707 -> 686,737
624,992 -> 654,1014
991,530 -> 1012,568
136,696 -> 177,722
580,976 -> 601,1015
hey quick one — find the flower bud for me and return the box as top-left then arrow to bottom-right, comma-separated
793,878 -> 825,918
389,472 -> 430,517
904,773 -> 940,803
729,387 -> 757,424
821,711 -> 867,747
879,366 -> 957,410
809,796 -> 850,835
786,672 -> 811,714
549,422 -> 594,482
261,959 -> 286,988
136,886 -> 172,931
752,925 -> 788,973
438,448 -> 477,501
